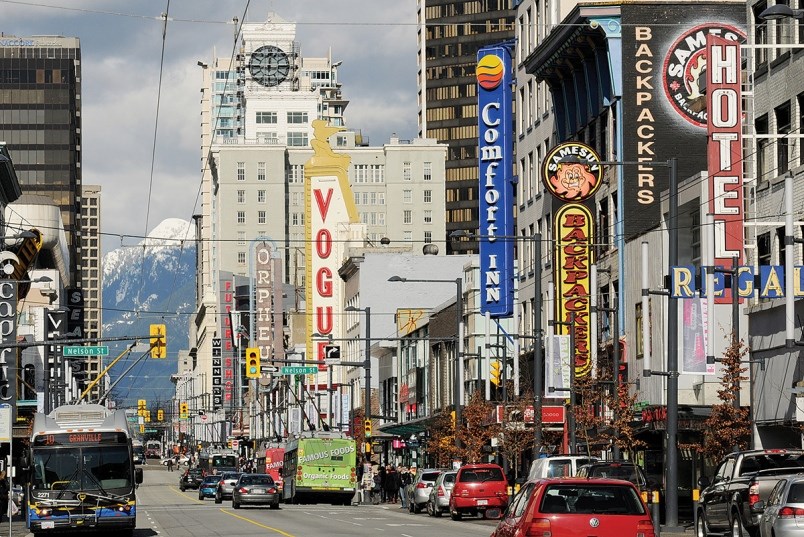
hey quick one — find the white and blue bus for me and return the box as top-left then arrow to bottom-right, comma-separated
27,404 -> 143,536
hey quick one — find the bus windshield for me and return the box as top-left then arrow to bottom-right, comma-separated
32,446 -> 132,492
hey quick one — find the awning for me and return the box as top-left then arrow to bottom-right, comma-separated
377,415 -> 438,438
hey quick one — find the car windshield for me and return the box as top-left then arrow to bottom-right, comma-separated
202,476 -> 219,484
460,467 -> 504,483
241,475 -> 274,486
541,484 -> 646,515
589,465 -> 641,483
422,472 -> 441,483
738,454 -> 804,476
32,446 -> 132,492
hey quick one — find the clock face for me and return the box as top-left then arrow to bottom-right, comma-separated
248,45 -> 290,87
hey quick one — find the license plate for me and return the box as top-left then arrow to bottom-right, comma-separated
477,499 -> 488,506
42,521 -> 55,529
253,488 -> 265,494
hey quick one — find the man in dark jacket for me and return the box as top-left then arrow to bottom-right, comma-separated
399,466 -> 411,509
377,465 -> 387,503
385,466 -> 399,503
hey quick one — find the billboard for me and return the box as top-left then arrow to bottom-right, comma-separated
477,44 -> 515,318
621,4 -> 746,238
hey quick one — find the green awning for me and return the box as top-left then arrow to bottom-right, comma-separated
377,415 -> 437,438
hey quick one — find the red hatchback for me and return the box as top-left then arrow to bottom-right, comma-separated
449,463 -> 509,520
491,477 -> 655,537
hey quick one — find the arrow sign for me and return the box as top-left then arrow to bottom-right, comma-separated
324,345 -> 340,365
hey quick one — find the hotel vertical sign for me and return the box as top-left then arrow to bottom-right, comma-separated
477,44 -> 515,318
707,33 -> 744,303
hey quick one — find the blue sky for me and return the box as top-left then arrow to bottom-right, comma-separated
2,1 -> 418,254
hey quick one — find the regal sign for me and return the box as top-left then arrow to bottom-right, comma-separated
553,204 -> 595,378
477,44 -> 515,318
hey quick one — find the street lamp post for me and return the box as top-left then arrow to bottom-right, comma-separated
389,275 -> 463,449
345,306 -> 372,457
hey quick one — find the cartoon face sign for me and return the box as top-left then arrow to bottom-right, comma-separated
552,163 -> 598,200
542,142 -> 603,202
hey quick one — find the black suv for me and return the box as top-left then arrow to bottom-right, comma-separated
180,468 -> 206,491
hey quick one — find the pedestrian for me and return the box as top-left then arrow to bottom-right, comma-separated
167,457 -> 174,472
385,465 -> 399,503
399,466 -> 411,509
378,465 -> 387,503
372,469 -> 382,504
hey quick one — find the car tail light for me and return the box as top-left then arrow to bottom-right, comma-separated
416,482 -> 427,489
238,487 -> 248,494
748,480 -> 760,508
267,487 -> 277,494
636,519 -> 656,537
778,506 -> 804,518
437,486 -> 445,497
218,481 -> 224,488
525,518 -> 552,537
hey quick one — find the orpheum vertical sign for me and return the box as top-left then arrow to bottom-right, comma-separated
254,242 -> 284,364
305,120 -> 359,367
477,44 -> 515,318
707,34 -> 744,303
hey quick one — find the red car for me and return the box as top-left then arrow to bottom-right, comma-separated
491,477 -> 656,537
449,463 -> 509,520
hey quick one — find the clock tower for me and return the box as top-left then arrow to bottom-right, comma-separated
241,13 -> 299,96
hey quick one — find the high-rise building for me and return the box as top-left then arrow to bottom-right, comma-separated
80,184 -> 104,401
417,0 -> 515,254
0,36 -> 83,285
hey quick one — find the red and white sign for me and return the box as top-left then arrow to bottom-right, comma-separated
231,439 -> 239,450
495,405 -> 566,424
707,34 -> 744,303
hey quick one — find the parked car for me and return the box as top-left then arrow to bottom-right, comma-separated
697,449 -> 804,537
758,475 -> 804,537
426,470 -> 456,517
491,477 -> 655,537
180,467 -> 206,491
449,463 -> 508,520
161,454 -> 190,466
232,473 -> 281,510
198,475 -> 220,500
575,461 -> 649,490
527,455 -> 598,480
408,468 -> 444,514
215,472 -> 243,504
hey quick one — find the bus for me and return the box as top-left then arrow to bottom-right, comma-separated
262,445 -> 285,493
27,404 -> 143,536
282,431 -> 357,505
198,450 -> 238,475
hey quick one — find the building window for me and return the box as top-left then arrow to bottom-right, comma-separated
292,213 -> 304,226
238,231 -> 246,246
257,162 -> 266,181
378,192 -> 385,205
423,190 -> 432,203
237,211 -> 245,224
424,210 -> 432,223
258,190 -> 266,203
237,190 -> 246,204
404,231 -> 413,242
258,211 -> 266,225
371,164 -> 385,183
691,209 -> 701,265
423,162 -> 432,181
287,132 -> 309,147
598,197 -> 609,252
756,114 -> 771,182
754,2 -> 769,67
776,101 -> 791,175
635,302 -> 644,358
256,112 -> 277,124
403,190 -> 412,203
403,162 -> 412,181
286,164 -> 304,184
237,162 -> 245,181
238,252 -> 246,265
758,232 -> 772,266
404,210 -> 412,224
287,112 -> 309,124
424,231 -> 432,243
354,164 -> 369,183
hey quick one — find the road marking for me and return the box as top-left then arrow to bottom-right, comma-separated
220,508 -> 296,536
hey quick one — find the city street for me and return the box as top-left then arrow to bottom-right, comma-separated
131,462 -> 498,537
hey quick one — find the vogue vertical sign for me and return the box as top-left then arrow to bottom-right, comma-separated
707,33 -> 744,303
477,44 -> 515,318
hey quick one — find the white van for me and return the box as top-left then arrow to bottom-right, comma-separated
527,455 -> 598,480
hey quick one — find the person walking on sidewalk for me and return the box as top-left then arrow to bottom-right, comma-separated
385,465 -> 399,503
399,466 -> 411,509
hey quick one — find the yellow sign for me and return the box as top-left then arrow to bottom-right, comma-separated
397,308 -> 426,336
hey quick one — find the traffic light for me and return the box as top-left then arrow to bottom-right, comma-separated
490,360 -> 501,386
137,399 -> 146,416
364,419 -> 372,438
144,410 -> 151,423
157,409 -> 164,421
139,424 -> 145,433
150,324 -> 166,358
245,347 -> 260,379
180,402 -> 189,419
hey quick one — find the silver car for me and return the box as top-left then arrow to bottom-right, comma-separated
426,470 -> 456,517
760,476 -> 804,537
232,473 -> 281,509
214,472 -> 242,504
408,469 -> 444,514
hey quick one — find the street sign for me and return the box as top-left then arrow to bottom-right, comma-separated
281,366 -> 319,375
64,346 -> 109,357
324,345 -> 340,365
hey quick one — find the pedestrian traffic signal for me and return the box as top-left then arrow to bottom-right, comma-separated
180,402 -> 189,419
150,324 -> 166,358
490,360 -> 501,386
157,409 -> 164,421
245,347 -> 260,379
364,419 -> 372,438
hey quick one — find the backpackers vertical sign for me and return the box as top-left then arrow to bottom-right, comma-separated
477,44 -> 515,318
706,33 -> 744,303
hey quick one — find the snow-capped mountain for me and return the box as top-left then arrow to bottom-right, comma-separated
101,218 -> 196,408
